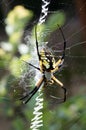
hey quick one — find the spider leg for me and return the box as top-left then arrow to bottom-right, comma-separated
22,87 -> 39,104
52,58 -> 64,73
51,76 -> 67,103
28,63 -> 40,71
57,24 -> 66,60
35,25 -> 41,60
19,87 -> 38,101
52,25 -> 66,73
22,60 -> 40,71
20,77 -> 44,104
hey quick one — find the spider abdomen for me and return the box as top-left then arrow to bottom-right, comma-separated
45,71 -> 52,80
44,71 -> 54,85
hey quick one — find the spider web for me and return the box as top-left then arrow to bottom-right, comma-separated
0,1 -> 86,130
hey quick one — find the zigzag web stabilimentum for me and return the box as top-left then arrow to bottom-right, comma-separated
30,0 -> 51,130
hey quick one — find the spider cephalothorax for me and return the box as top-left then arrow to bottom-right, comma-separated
20,25 -> 67,104
39,48 -> 55,72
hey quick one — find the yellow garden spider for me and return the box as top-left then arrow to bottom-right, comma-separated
20,24 -> 67,104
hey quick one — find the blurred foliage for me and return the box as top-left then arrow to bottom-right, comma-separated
43,95 -> 86,130
0,5 -> 86,130
5,6 -> 33,35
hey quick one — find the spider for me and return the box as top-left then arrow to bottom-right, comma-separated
20,24 -> 67,104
